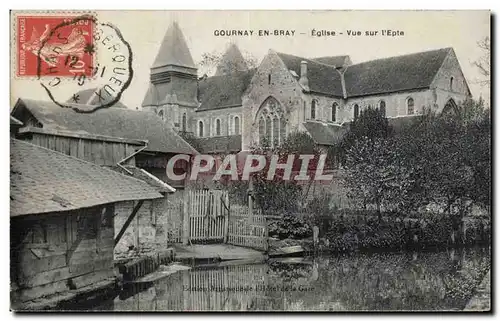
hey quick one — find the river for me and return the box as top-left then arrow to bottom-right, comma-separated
76,246 -> 490,311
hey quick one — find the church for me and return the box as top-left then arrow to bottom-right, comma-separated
141,22 -> 472,154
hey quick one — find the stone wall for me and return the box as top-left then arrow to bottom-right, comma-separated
114,197 -> 170,259
193,105 -> 242,137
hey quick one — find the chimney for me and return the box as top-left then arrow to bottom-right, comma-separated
299,60 -> 309,91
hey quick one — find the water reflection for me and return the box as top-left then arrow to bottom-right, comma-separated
108,247 -> 489,311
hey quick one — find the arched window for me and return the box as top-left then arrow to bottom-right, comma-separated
332,102 -> 338,122
353,104 -> 359,119
234,116 -> 240,135
181,113 -> 187,131
198,121 -> 204,137
273,115 -> 280,146
407,97 -> 414,115
303,101 -> 307,121
158,110 -> 164,120
256,96 -> 285,147
450,77 -> 454,91
266,115 -> 272,144
268,74 -> 271,85
311,100 -> 317,119
379,100 -> 386,117
259,117 -> 266,144
215,118 -> 221,136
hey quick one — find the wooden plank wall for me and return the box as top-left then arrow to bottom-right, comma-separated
10,206 -> 115,303
27,133 -> 136,166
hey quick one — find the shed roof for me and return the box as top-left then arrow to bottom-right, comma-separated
111,165 -> 176,194
11,98 -> 198,155
10,139 -> 163,217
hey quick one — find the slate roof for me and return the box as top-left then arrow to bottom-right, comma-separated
152,22 -> 196,69
276,52 -> 344,97
303,121 -> 350,146
10,139 -> 163,217
67,88 -> 128,108
11,98 -> 198,155
110,165 -> 176,194
312,55 -> 350,67
197,70 -> 255,111
344,48 -> 451,97
194,135 -> 242,153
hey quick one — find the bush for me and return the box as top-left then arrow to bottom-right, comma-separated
323,212 -> 491,253
268,213 -> 312,240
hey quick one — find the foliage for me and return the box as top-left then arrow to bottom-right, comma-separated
338,107 -> 393,163
472,36 -> 490,88
197,50 -> 258,76
342,98 -> 491,222
178,131 -> 203,153
268,214 -> 312,240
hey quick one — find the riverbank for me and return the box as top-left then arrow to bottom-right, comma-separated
464,270 -> 491,311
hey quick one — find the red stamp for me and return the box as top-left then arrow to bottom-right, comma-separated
16,15 -> 94,77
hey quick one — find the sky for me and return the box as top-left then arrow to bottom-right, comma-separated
10,10 -> 491,108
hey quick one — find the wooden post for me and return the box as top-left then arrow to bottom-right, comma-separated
223,192 -> 230,243
313,226 -> 319,252
248,175 -> 254,216
182,190 -> 190,245
264,217 -> 269,252
115,200 -> 144,247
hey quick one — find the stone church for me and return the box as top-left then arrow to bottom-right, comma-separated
141,22 -> 472,154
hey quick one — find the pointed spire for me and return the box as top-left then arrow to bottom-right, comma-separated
152,21 -> 196,70
215,43 -> 248,76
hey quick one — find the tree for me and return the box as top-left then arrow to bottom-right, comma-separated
472,36 -> 490,88
338,107 -> 393,165
342,99 -> 491,226
197,49 -> 258,77
343,136 -> 414,221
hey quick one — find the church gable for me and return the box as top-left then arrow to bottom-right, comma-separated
430,48 -> 472,96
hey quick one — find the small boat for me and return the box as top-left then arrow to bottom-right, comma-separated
268,245 -> 305,257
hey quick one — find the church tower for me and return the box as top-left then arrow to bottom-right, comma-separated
142,22 -> 198,132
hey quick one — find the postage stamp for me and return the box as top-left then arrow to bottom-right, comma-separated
16,14 -> 94,77
36,15 -> 133,112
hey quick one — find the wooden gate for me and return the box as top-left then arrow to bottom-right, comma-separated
184,190 -> 229,243
177,190 -> 269,250
227,206 -> 268,251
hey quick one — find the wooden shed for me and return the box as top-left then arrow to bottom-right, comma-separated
10,139 -> 163,310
